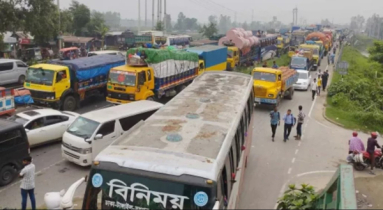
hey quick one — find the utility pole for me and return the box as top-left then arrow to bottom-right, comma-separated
152,0 -> 154,29
57,0 -> 61,50
157,0 -> 160,25
164,0 -> 167,34
292,7 -> 298,25
138,0 -> 141,33
145,0 -> 147,27
252,9 -> 254,22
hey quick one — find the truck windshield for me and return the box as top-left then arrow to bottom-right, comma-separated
227,49 -> 233,58
253,72 -> 276,82
67,117 -> 100,139
108,71 -> 136,86
25,68 -> 55,86
291,58 -> 307,67
83,169 -> 214,210
277,40 -> 282,45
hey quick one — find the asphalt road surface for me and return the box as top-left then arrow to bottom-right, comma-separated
0,52 -> 372,209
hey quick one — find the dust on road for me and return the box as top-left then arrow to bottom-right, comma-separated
354,174 -> 383,209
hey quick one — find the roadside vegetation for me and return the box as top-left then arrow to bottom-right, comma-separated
326,44 -> 383,133
236,53 -> 290,74
277,184 -> 317,210
351,34 -> 375,52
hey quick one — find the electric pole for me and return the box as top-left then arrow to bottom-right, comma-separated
157,0 -> 160,25
138,0 -> 141,33
57,0 -> 61,50
152,0 -> 154,29
164,0 -> 167,34
292,7 -> 298,25
252,9 -> 254,22
145,0 -> 147,27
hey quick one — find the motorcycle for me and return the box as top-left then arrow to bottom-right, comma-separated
351,147 -> 383,171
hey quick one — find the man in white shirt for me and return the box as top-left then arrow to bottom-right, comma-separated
311,78 -> 317,101
19,156 -> 36,210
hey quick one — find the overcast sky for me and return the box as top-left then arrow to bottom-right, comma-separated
59,0 -> 382,24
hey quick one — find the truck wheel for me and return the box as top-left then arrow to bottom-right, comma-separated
276,95 -> 281,107
146,96 -> 154,101
18,75 -> 25,84
0,165 -> 16,186
63,95 -> 77,111
287,89 -> 294,100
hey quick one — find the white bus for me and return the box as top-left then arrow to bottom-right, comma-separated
45,71 -> 255,210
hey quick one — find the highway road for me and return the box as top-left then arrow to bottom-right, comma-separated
0,52 -> 374,209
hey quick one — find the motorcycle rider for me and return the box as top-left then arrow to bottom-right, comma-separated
347,131 -> 365,163
367,132 -> 381,175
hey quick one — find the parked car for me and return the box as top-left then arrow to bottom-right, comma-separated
0,119 -> 30,186
0,59 -> 28,85
87,50 -> 125,57
8,109 -> 79,147
293,69 -> 312,91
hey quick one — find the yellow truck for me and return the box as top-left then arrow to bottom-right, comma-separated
106,48 -> 199,104
277,36 -> 290,54
299,44 -> 321,69
24,55 -> 125,111
252,67 -> 298,106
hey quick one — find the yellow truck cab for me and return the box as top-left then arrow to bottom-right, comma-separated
106,48 -> 199,104
252,67 -> 298,106
227,46 -> 239,69
299,44 -> 320,69
24,55 -> 125,110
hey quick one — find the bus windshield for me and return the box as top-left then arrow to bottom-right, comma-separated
83,169 -> 215,210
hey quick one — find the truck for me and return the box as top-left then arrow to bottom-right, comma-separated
299,44 -> 321,69
24,55 -> 125,111
290,50 -> 314,71
277,35 -> 290,55
106,48 -> 199,104
189,39 -> 218,47
306,32 -> 330,56
186,45 -> 227,73
253,67 -> 298,106
289,30 -> 308,55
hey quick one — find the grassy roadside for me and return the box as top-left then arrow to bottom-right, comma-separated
236,54 -> 291,74
325,45 -> 383,133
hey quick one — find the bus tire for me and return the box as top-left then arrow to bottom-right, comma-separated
63,95 -> 77,111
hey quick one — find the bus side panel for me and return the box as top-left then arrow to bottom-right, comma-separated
227,112 -> 254,209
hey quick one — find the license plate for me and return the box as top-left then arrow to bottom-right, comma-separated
254,97 -> 261,103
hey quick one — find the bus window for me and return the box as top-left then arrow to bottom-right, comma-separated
220,165 -> 228,207
233,135 -> 239,166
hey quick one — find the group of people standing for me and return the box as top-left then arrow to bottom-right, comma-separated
270,105 -> 306,142
311,69 -> 330,100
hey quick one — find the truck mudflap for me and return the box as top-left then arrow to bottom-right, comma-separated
254,97 -> 277,104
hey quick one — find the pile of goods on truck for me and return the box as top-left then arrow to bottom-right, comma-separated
306,32 -> 329,47
218,28 -> 260,55
279,66 -> 297,80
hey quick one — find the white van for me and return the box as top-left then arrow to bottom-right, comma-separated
87,50 -> 124,57
0,59 -> 28,85
61,101 -> 163,166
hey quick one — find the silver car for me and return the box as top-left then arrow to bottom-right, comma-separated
0,59 -> 28,85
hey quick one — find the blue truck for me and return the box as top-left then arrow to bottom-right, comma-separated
25,54 -> 126,110
186,45 -> 227,73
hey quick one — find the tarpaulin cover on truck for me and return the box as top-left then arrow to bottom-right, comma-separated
186,45 -> 227,69
127,48 -> 198,78
48,54 -> 125,81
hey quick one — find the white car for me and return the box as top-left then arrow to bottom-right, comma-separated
8,109 -> 79,147
293,70 -> 312,91
0,59 -> 28,85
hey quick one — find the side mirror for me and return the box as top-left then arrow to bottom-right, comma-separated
94,134 -> 103,140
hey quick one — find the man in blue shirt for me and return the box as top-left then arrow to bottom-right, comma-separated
270,106 -> 280,142
272,61 -> 278,69
283,109 -> 296,142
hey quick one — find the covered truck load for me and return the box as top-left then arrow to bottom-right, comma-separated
186,45 -> 227,71
279,67 -> 299,91
126,48 -> 199,91
218,28 -> 259,55
306,32 -> 330,54
48,55 -> 125,91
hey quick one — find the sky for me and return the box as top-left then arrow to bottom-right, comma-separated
58,0 -> 383,25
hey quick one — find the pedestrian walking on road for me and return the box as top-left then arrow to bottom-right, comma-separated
317,75 -> 322,96
311,78 -> 317,101
283,109 -> 296,142
330,52 -> 335,64
367,132 -> 381,175
20,156 -> 36,210
294,106 -> 305,140
321,70 -> 329,91
270,106 -> 280,142
272,61 -> 278,69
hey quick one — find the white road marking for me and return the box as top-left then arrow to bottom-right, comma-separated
298,141 -> 301,147
287,168 -> 292,174
308,94 -> 317,117
292,158 -> 296,163
0,159 -> 65,194
295,149 -> 299,155
296,170 -> 336,177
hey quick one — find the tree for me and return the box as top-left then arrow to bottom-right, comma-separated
218,15 -> 231,34
155,21 -> 164,31
208,15 -> 218,25
242,22 -> 249,30
174,12 -> 186,31
87,11 -> 106,36
95,24 -> 109,47
184,18 -> 199,31
102,11 -> 121,29
368,41 -> 383,64
277,184 -> 317,210
69,0 -> 91,36
25,0 -> 59,45
60,9 -> 74,34
199,22 -> 218,38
